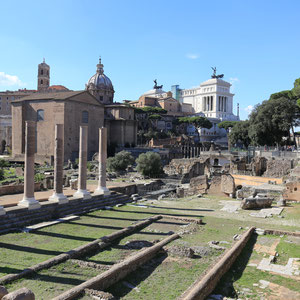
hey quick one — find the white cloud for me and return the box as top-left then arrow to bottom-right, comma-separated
229,77 -> 239,91
229,77 -> 239,84
0,72 -> 23,87
186,53 -> 199,60
245,105 -> 254,115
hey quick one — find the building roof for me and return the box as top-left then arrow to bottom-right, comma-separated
11,90 -> 102,106
142,88 -> 166,98
200,78 -> 231,87
86,58 -> 114,92
48,85 -> 69,91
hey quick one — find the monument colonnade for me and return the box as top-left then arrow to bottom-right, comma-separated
0,122 -> 110,213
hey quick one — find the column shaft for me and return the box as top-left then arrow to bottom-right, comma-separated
94,127 -> 110,195
49,124 -> 68,203
18,121 -> 40,209
74,125 -> 91,199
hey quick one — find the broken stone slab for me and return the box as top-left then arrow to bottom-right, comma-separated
241,196 -> 273,210
166,245 -> 194,258
208,241 -> 226,251
250,207 -> 284,218
2,288 -> 35,300
84,289 -> 115,299
23,215 -> 79,232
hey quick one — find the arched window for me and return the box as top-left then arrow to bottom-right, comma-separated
82,111 -> 88,123
41,69 -> 43,75
41,79 -> 43,84
47,70 -> 49,76
37,109 -> 44,121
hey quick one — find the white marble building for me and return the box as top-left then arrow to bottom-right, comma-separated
172,78 -> 239,121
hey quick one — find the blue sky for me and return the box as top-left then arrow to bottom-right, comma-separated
0,0 -> 300,120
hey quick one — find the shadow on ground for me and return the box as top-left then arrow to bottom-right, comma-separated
212,233 -> 258,297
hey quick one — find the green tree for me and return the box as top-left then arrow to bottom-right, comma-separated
228,121 -> 251,148
136,152 -> 163,177
218,121 -> 238,131
107,151 -> 135,172
178,116 -> 212,129
248,96 -> 298,146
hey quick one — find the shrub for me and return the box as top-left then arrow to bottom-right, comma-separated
136,152 -> 163,177
0,169 -> 4,181
107,151 -> 135,172
34,173 -> 45,182
87,161 -> 94,172
0,159 -> 9,168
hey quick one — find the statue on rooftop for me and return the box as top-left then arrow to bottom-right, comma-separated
153,79 -> 163,89
211,67 -> 224,79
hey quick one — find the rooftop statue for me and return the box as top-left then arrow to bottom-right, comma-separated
153,79 -> 163,90
211,67 -> 224,79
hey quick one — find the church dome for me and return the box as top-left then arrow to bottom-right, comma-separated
86,58 -> 114,91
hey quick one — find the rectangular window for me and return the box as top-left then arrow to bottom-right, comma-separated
37,109 -> 44,121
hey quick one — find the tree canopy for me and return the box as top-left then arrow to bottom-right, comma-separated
228,121 -> 251,148
248,93 -> 299,146
178,116 -> 212,129
218,121 -> 238,131
134,106 -> 167,115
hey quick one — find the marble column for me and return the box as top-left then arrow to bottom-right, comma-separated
18,121 -> 41,209
49,124 -> 68,204
0,206 -> 5,216
74,125 -> 91,200
94,127 -> 110,195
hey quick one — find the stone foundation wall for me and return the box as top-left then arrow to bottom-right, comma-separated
180,227 -> 255,300
0,193 -> 130,235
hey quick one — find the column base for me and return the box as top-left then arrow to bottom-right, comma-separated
0,206 -> 6,216
49,192 -> 69,204
73,189 -> 91,200
18,197 -> 41,210
93,186 -> 110,196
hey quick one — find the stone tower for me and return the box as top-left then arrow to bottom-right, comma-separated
37,59 -> 50,92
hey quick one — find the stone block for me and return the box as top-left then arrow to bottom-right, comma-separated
221,174 -> 235,194
2,287 -> 35,300
207,175 -> 222,195
190,175 -> 208,194
241,195 -> 273,210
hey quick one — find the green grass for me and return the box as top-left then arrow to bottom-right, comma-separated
1,196 -> 300,299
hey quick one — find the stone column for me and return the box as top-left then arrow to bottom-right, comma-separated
94,127 -> 110,195
18,121 -> 41,209
49,124 -> 68,204
74,125 -> 91,200
0,206 -> 5,216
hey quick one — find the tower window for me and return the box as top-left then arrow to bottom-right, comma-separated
41,79 -> 43,84
100,96 -> 103,101
82,111 -> 89,123
37,109 -> 44,121
47,70 -> 49,76
41,70 -> 43,75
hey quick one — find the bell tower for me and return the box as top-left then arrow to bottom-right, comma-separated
37,58 -> 50,92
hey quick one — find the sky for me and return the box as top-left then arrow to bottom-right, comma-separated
0,0 -> 300,120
